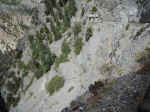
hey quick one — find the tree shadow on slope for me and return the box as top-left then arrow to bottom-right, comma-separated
0,92 -> 8,112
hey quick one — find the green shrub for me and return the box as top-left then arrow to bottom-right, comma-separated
63,8 -> 71,28
61,40 -> 71,57
55,55 -> 68,70
64,0 -> 77,17
50,22 -> 56,34
27,60 -> 37,71
22,71 -> 28,77
34,48 -> 56,79
44,0 -> 56,15
50,23 -> 62,41
28,32 -> 56,79
92,6 -> 97,12
60,23 -> 68,33
68,86 -> 74,92
68,0 -> 77,17
63,0 -> 77,28
39,26 -> 54,44
47,32 -> 53,44
86,26 -> 93,41
55,40 -> 71,70
44,0 -> 77,37
54,27 -> 62,41
46,75 -> 65,95
34,68 -> 43,79
17,60 -> 26,70
87,0 -> 92,2
73,22 -> 82,36
74,37 -> 83,55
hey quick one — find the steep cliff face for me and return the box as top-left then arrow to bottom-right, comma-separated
139,0 -> 150,23
0,93 -> 8,112
0,0 -> 150,112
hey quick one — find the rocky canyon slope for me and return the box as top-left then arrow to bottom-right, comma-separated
0,0 -> 150,112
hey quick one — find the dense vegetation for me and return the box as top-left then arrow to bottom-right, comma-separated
0,0 -> 78,108
0,50 -> 23,108
43,0 -> 77,41
3,0 -> 78,100
26,33 -> 56,79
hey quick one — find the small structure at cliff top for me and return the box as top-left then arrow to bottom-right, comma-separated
88,13 -> 102,23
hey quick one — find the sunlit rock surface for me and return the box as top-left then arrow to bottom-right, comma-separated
0,0 -> 150,112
